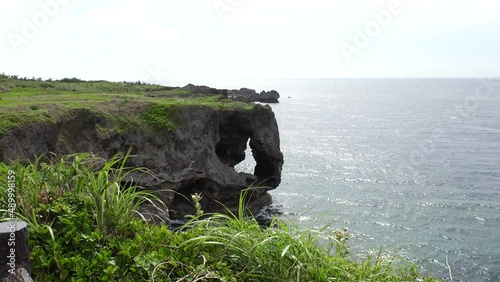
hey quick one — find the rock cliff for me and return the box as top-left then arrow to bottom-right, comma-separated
228,88 -> 280,103
178,84 -> 280,103
0,103 -> 284,222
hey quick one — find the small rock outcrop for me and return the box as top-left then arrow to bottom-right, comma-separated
180,84 -> 280,103
0,104 -> 284,222
228,88 -> 280,103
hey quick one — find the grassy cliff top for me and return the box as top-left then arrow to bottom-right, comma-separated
0,75 -> 253,134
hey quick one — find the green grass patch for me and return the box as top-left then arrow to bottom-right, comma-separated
0,110 -> 55,135
0,76 -> 254,135
141,104 -> 178,132
0,154 -> 442,281
8,87 -> 41,95
167,88 -> 190,95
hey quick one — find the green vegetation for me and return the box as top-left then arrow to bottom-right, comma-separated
141,104 -> 179,132
0,153 -> 442,281
0,75 -> 252,135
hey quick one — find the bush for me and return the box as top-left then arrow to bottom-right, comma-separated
0,154 -> 442,281
59,77 -> 83,83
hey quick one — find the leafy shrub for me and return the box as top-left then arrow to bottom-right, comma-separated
141,104 -> 178,132
0,154 -> 442,281
59,77 -> 83,83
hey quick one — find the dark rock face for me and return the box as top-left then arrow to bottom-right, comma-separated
0,105 -> 284,222
0,123 -> 58,163
258,90 -> 280,103
180,84 -> 280,103
228,89 -> 280,103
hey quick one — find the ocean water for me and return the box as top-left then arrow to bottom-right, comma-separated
175,78 -> 500,281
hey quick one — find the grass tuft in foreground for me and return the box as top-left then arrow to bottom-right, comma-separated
0,154 -> 441,281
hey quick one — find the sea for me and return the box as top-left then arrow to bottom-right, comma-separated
171,78 -> 500,282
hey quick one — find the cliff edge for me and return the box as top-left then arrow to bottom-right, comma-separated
0,77 -> 284,222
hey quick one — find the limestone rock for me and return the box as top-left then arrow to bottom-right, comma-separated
228,88 -> 280,103
0,104 -> 284,222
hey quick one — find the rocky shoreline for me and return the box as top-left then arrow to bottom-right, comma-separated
0,77 -> 284,222
174,84 -> 281,103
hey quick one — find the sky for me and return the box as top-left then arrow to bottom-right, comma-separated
1,0 -> 500,83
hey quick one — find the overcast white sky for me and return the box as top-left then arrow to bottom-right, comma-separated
1,0 -> 499,82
